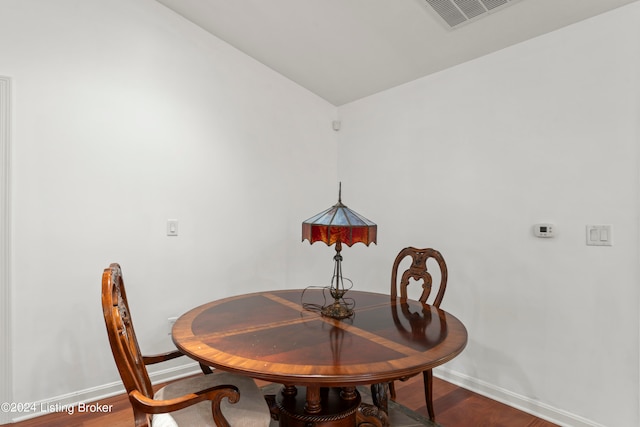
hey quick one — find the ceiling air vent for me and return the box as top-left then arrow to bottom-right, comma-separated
424,0 -> 521,29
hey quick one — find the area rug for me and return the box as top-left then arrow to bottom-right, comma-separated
261,383 -> 440,426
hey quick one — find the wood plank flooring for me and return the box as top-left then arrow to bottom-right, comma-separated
394,377 -> 557,427
6,375 -> 558,427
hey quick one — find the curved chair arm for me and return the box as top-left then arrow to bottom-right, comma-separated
142,350 -> 183,365
129,384 -> 240,427
142,351 -> 214,375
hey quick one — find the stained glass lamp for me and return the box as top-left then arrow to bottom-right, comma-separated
302,184 -> 377,319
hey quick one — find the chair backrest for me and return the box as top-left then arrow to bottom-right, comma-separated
390,247 -> 448,307
102,263 -> 154,401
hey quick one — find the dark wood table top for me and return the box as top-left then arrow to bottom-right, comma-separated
172,289 -> 467,387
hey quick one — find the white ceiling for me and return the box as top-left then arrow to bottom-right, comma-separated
155,0 -> 638,106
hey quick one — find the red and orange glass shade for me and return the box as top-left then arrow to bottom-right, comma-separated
302,184 -> 377,319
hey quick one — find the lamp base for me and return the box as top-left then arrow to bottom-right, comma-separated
321,300 -> 354,320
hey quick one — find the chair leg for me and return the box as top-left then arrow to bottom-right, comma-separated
423,369 -> 435,421
389,381 -> 396,400
199,363 -> 213,375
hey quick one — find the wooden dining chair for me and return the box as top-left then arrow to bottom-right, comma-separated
389,247 -> 448,421
102,263 -> 272,427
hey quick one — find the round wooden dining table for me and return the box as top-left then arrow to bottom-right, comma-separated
172,289 -> 467,427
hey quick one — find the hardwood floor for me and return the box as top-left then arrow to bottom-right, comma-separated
394,377 -> 557,427
6,375 -> 558,427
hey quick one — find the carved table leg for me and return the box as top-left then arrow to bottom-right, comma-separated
282,385 -> 298,397
305,385 -> 322,414
355,383 -> 390,427
356,403 -> 389,427
370,382 -> 389,414
341,386 -> 358,401
275,386 -> 361,426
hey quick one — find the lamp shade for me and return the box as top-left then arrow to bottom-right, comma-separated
302,198 -> 377,247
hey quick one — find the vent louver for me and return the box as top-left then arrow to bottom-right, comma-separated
424,0 -> 519,29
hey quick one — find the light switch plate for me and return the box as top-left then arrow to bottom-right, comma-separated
167,219 -> 179,236
586,224 -> 612,246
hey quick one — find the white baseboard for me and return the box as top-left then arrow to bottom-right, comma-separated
433,367 -> 605,427
11,363 -> 604,426
11,362 -> 201,423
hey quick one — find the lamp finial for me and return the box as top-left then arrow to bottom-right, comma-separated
338,182 -> 342,204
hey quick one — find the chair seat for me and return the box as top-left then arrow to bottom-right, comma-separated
152,372 -> 272,427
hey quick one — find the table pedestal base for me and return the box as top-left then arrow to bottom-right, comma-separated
275,386 -> 361,427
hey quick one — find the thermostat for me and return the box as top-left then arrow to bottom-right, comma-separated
533,223 -> 555,238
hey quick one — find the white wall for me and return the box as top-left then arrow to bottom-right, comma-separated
2,1 -> 639,426
0,75 -> 12,426
337,3 -> 640,426
0,0 -> 337,412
